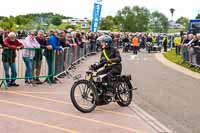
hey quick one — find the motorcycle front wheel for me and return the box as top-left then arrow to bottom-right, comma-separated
70,80 -> 97,113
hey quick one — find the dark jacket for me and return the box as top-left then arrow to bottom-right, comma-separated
59,36 -> 67,48
147,37 -> 153,43
35,37 -> 47,61
75,37 -> 83,48
0,33 -> 3,44
89,34 -> 96,44
123,37 -> 129,43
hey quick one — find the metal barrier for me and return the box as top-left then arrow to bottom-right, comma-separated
181,45 -> 200,68
0,48 -> 54,89
53,43 -> 98,78
0,42 -> 99,89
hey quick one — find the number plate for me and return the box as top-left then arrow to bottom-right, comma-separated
86,75 -> 91,80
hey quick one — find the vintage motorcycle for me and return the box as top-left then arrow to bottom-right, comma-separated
70,62 -> 137,113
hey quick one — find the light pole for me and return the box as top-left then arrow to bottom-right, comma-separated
170,8 -> 175,49
170,8 -> 175,21
43,23 -> 48,32
154,17 -> 158,32
120,23 -> 123,32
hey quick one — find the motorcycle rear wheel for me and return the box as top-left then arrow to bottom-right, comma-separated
116,81 -> 133,107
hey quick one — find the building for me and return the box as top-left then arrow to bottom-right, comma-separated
169,20 -> 184,29
62,18 -> 90,29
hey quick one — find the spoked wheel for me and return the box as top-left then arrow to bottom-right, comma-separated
70,80 -> 97,113
116,81 -> 132,107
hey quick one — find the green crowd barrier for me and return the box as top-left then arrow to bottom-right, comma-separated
0,48 -> 54,89
0,43 -> 98,90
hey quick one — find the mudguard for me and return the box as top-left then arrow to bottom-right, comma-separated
126,78 -> 133,90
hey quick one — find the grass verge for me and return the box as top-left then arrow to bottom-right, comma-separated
163,49 -> 200,73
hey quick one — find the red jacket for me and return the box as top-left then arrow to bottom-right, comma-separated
3,37 -> 23,49
2,38 -> 24,62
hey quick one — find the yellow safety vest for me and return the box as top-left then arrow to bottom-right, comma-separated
153,37 -> 156,43
103,49 -> 117,67
174,37 -> 181,46
163,37 -> 169,44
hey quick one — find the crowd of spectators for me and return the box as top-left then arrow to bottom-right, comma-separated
180,33 -> 200,66
0,29 -> 104,87
1,29 -> 200,87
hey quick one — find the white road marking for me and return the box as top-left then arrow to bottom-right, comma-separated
131,55 -> 137,60
130,103 -> 173,133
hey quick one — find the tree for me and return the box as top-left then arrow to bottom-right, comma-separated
50,16 -> 62,26
15,16 -> 31,25
150,11 -> 169,33
99,16 -> 114,30
0,17 -> 16,31
0,16 -> 6,21
176,17 -> 189,30
196,14 -> 200,19
115,6 -> 150,32
0,13 -> 74,31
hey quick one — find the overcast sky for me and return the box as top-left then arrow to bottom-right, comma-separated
0,0 -> 199,20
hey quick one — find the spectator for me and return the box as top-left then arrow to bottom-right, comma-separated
188,34 -> 198,65
23,31 -> 40,84
123,34 -> 130,43
66,31 -> 74,47
156,35 -> 161,46
195,34 -> 200,65
88,33 -> 97,53
34,30 -> 47,84
122,34 -> 130,52
181,34 -> 190,63
146,35 -> 153,53
0,32 -> 3,45
113,34 -> 118,48
55,30 -> 67,78
75,32 -> 84,58
131,35 -> 139,54
2,32 -> 24,87
174,34 -> 182,55
197,34 -> 200,47
75,32 -> 83,48
152,35 -> 157,45
81,32 -> 88,56
47,30 -> 63,83
140,33 -> 146,49
163,35 -> 168,52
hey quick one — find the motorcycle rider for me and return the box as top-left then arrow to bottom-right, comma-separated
91,35 -> 122,96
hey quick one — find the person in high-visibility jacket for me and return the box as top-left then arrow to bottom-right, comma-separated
162,35 -> 169,52
91,35 -> 122,96
152,36 -> 157,44
131,35 -> 139,54
174,35 -> 182,55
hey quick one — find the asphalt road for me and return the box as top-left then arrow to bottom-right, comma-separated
1,49 -> 199,133
0,54 -> 158,133
122,50 -> 200,133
